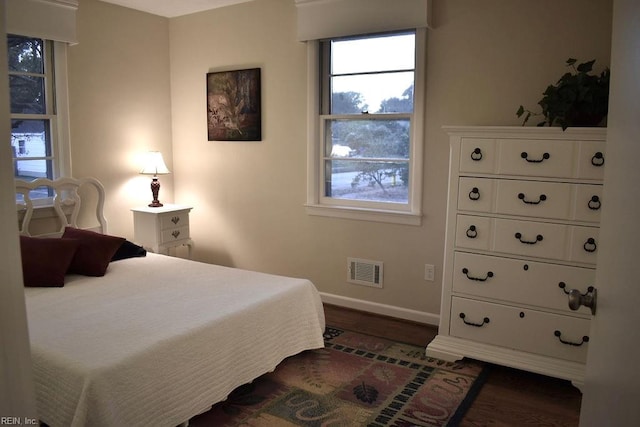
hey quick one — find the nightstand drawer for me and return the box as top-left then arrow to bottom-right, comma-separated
160,225 -> 189,244
160,211 -> 190,230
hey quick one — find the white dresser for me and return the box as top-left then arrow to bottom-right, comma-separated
426,126 -> 606,389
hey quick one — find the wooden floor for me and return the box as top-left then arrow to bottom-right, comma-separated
324,304 -> 582,426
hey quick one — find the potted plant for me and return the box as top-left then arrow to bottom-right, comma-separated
517,58 -> 610,130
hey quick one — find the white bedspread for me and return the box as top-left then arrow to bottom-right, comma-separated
24,254 -> 325,427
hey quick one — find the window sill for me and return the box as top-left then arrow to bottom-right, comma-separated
305,204 -> 422,226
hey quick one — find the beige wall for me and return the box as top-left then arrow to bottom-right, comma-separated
68,0 -> 612,319
68,0 -> 173,235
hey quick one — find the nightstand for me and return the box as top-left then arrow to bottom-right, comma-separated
131,204 -> 193,258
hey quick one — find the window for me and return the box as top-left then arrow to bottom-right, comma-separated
306,29 -> 426,225
7,34 -> 71,202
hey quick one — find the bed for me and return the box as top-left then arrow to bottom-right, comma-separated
16,177 -> 326,427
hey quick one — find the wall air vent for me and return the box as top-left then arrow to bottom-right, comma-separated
347,258 -> 383,288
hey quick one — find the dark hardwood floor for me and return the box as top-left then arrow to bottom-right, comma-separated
323,304 -> 582,426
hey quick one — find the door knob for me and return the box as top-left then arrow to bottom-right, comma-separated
568,286 -> 597,315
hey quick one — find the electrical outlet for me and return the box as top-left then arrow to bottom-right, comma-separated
424,264 -> 435,281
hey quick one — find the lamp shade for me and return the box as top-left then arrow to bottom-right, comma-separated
140,151 -> 170,176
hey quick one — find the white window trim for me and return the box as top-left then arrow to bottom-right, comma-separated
305,28 -> 426,226
53,41 -> 72,179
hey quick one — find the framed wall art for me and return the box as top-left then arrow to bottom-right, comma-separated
206,68 -> 262,141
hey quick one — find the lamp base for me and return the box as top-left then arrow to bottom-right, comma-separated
148,177 -> 163,208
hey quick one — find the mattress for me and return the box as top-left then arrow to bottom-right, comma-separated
24,253 -> 325,427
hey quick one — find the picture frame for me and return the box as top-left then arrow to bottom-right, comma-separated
206,68 -> 262,141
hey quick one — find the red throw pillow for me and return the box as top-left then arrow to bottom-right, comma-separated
62,227 -> 126,277
20,235 -> 80,287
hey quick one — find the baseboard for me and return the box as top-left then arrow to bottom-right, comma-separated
320,292 -> 440,326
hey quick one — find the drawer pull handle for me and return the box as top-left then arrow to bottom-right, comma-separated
518,192 -> 547,205
171,230 -> 181,239
591,151 -> 605,167
470,147 -> 483,161
462,268 -> 493,282
588,195 -> 601,210
521,151 -> 550,163
459,313 -> 490,327
466,225 -> 478,238
559,282 -> 595,296
583,238 -> 597,253
554,330 -> 589,347
558,281 -> 570,294
468,187 -> 480,201
171,216 -> 180,224
514,232 -> 543,244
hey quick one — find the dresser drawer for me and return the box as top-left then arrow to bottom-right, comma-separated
450,297 -> 590,363
459,178 -> 603,224
573,184 -> 603,222
576,141 -> 606,180
459,138 -> 496,174
160,211 -> 190,230
569,227 -> 599,264
459,138 -> 605,180
494,219 -> 599,264
457,177 -> 496,213
493,218 -> 568,260
457,215 -> 599,264
455,215 -> 493,251
495,180 -> 572,219
452,252 -> 595,314
497,139 -> 575,178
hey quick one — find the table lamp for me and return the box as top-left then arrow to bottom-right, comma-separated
140,151 -> 170,207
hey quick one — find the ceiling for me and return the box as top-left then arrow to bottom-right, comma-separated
98,0 -> 255,18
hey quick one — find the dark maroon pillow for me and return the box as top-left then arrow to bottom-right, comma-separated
20,235 -> 80,287
62,227 -> 126,277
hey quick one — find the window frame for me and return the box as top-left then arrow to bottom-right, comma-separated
8,35 -> 71,205
305,28 -> 426,225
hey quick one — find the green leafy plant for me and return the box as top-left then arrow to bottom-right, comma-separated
517,58 -> 610,130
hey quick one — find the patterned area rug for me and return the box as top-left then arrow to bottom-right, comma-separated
190,327 -> 486,426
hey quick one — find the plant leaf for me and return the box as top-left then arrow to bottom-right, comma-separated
516,105 -> 525,117
577,59 -> 596,73
566,58 -> 577,66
